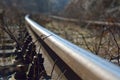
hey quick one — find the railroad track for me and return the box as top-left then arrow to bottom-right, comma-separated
25,15 -> 120,80
0,23 -> 47,79
0,14 -> 120,80
0,28 -> 16,79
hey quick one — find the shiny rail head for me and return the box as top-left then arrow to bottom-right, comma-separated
25,15 -> 120,80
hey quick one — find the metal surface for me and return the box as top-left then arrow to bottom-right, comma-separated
25,15 -> 120,80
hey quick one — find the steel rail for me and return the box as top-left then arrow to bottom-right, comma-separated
50,15 -> 120,26
25,15 -> 120,80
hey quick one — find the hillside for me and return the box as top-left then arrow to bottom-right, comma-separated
0,0 -> 70,14
63,0 -> 120,21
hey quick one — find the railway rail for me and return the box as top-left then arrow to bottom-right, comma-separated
0,13 -> 120,79
49,15 -> 120,26
25,15 -> 120,80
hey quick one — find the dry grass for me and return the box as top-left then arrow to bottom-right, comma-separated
44,20 -> 120,66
